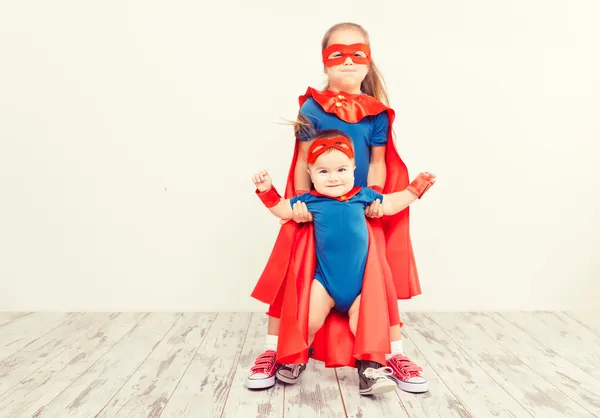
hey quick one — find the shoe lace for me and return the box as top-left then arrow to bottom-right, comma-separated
363,366 -> 394,380
390,354 -> 423,377
250,350 -> 276,373
288,364 -> 304,377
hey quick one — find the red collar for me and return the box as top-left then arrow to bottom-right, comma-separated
298,87 -> 389,124
309,186 -> 362,202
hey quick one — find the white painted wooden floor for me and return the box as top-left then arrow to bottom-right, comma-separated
0,312 -> 599,417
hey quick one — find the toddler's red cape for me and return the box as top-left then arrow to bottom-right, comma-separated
251,87 -> 421,367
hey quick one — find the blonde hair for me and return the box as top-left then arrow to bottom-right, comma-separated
322,22 -> 389,106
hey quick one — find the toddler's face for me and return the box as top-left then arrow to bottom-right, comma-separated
308,150 -> 355,197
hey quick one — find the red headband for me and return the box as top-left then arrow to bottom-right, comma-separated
307,136 -> 354,164
322,43 -> 371,67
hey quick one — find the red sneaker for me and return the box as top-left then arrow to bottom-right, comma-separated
386,354 -> 429,393
245,350 -> 280,389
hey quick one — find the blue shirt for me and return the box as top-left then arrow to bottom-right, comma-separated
289,187 -> 384,311
297,97 -> 390,187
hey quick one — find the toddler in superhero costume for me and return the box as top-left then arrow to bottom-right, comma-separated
253,130 -> 436,395
247,22 -> 432,395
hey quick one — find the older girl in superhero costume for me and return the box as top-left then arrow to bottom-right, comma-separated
246,22 -> 431,394
252,130 -> 435,395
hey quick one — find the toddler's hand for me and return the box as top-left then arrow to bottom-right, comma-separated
253,170 -> 273,192
407,172 -> 436,199
365,199 -> 384,218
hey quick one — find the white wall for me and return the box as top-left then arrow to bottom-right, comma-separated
1,0 -> 599,312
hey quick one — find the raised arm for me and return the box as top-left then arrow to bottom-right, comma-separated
382,172 -> 437,215
382,189 -> 418,215
253,170 -> 294,220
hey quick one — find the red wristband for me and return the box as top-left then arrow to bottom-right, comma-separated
256,186 -> 282,208
406,173 -> 434,199
370,185 -> 384,194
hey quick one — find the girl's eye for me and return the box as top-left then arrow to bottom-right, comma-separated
338,168 -> 346,172
328,52 -> 342,59
354,52 -> 367,58
319,170 -> 327,174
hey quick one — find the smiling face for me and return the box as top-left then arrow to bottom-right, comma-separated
308,149 -> 355,197
323,27 -> 370,94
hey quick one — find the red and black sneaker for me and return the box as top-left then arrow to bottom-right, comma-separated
245,350 -> 280,389
275,347 -> 313,385
356,360 -> 397,396
386,354 -> 429,393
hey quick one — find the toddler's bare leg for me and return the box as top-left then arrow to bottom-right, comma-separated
276,279 -> 333,385
347,296 -> 401,340
307,280 -> 335,346
348,295 -> 362,336
348,294 -> 397,395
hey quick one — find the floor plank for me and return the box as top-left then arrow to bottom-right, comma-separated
94,312 -> 215,417
221,313 -> 284,418
396,329 -> 472,418
500,312 -> 600,381
0,312 -> 31,327
159,312 -> 251,418
1,311 -> 598,417
36,312 -> 183,418
0,312 -> 108,396
465,312 -> 600,416
283,358 -> 346,417
0,312 -> 144,417
0,312 -> 75,361
533,312 -> 600,345
401,312 -> 531,417
564,312 -> 600,339
429,312 -> 593,417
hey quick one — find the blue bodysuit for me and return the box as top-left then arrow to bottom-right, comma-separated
289,187 -> 384,312
298,97 -> 390,186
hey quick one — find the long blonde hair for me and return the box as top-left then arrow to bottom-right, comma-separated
321,22 -> 389,106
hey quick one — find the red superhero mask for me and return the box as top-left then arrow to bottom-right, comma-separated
322,43 -> 371,67
307,136 -> 354,164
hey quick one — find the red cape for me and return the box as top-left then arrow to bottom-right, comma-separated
251,87 -> 421,367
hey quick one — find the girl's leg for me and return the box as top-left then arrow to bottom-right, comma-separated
390,324 -> 401,341
276,279 -> 334,385
245,292 -> 283,389
386,325 -> 429,393
268,316 -> 280,335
